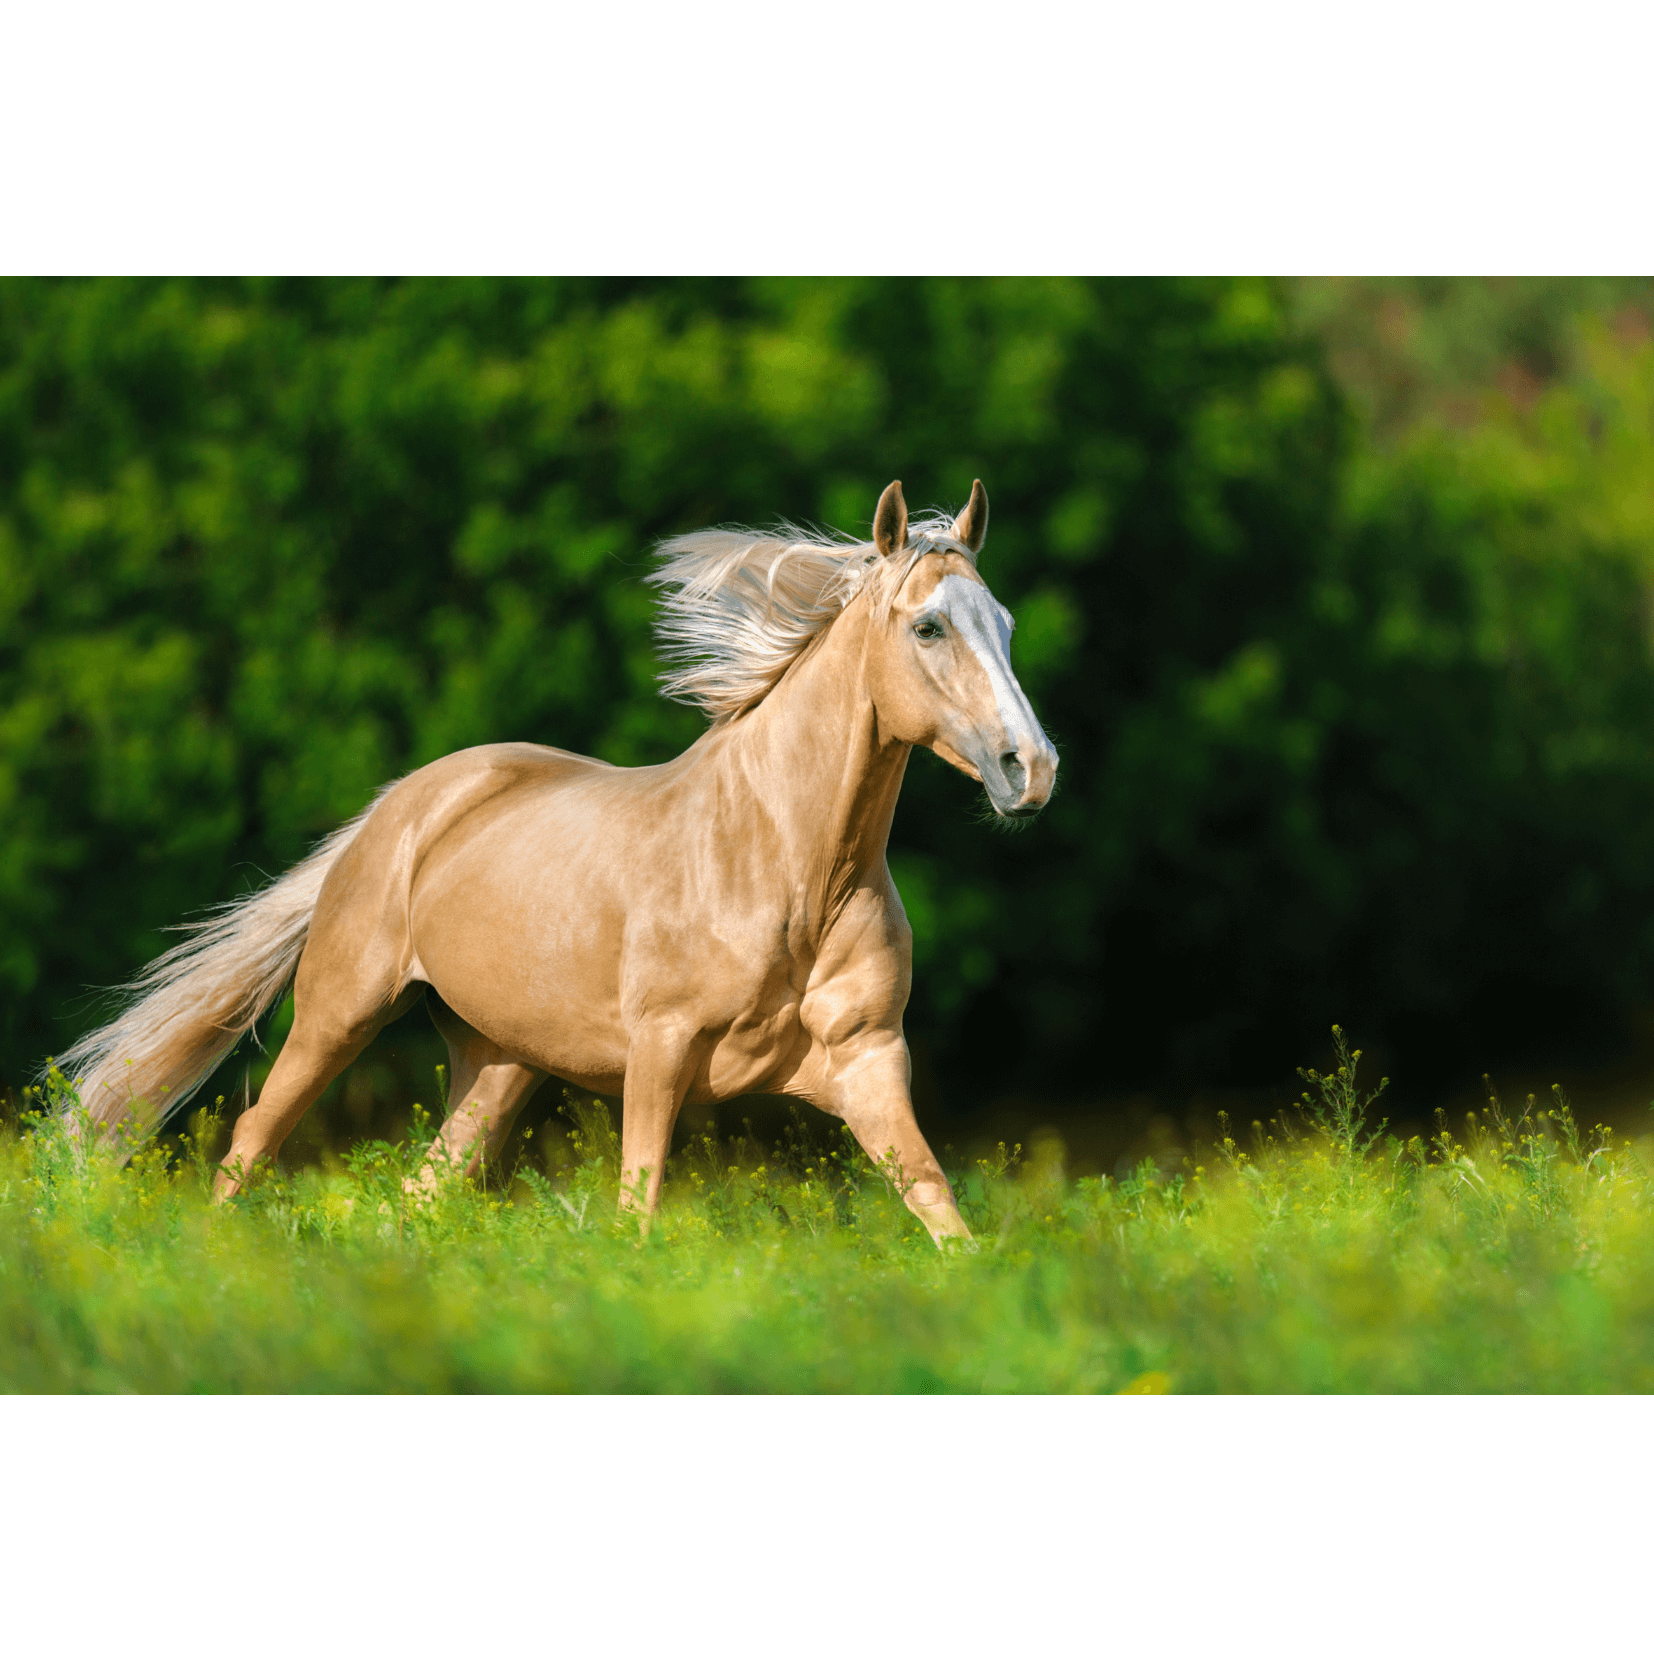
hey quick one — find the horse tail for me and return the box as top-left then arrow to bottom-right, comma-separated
52,792 -> 388,1150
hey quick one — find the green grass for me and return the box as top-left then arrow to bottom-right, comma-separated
5,1035 -> 1654,1393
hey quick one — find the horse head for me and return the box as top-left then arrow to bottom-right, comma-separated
864,479 -> 1059,818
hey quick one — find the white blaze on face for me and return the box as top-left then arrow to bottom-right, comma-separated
930,572 -> 1056,788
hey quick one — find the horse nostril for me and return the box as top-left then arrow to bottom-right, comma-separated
1000,752 -> 1026,793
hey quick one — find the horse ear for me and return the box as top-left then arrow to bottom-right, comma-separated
953,478 -> 989,556
873,480 -> 908,559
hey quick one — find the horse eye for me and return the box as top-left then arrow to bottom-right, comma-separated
913,619 -> 943,641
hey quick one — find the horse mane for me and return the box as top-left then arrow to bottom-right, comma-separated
647,512 -> 974,723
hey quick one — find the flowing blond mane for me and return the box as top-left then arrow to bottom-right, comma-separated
647,512 -> 974,722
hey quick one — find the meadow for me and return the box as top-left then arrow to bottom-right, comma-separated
5,1033 -> 1652,1393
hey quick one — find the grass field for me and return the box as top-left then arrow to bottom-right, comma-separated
5,1035 -> 1653,1393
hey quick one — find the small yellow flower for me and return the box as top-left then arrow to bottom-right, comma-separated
1118,1371 -> 1171,1395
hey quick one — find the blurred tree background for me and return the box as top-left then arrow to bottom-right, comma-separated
3,277 -> 1654,1138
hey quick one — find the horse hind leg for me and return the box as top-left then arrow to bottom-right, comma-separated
411,996 -> 547,1191
215,961 -> 423,1200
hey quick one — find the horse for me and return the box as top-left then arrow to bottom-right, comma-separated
56,479 -> 1058,1243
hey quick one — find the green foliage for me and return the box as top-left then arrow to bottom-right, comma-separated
4,1049 -> 1653,1392
1298,1025 -> 1389,1159
5,277 -> 1654,1107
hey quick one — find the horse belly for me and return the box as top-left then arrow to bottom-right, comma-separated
430,939 -> 630,1094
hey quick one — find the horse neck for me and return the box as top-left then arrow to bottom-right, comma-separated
724,598 -> 909,903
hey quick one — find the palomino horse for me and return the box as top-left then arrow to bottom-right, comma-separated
58,480 -> 1057,1243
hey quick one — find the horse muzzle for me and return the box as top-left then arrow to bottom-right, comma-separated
985,735 -> 1058,817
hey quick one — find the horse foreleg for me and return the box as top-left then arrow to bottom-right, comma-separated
413,997 -> 547,1191
617,1027 -> 702,1232
816,1036 -> 972,1247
